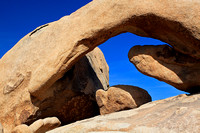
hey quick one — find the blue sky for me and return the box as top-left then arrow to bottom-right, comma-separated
0,0 -> 186,101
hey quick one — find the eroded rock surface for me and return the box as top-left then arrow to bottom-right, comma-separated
128,45 -> 200,93
96,85 -> 151,115
47,93 -> 200,133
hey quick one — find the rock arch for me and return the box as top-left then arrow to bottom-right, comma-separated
1,0 -> 200,98
0,0 -> 200,132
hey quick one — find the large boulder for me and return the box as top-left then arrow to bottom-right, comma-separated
96,85 -> 151,115
128,45 -> 200,93
1,0 -> 200,132
47,93 -> 200,133
0,47 -> 109,132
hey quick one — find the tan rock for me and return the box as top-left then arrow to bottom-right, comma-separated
128,45 -> 200,93
11,125 -> 32,133
47,93 -> 200,133
96,85 -> 152,115
12,117 -> 60,133
1,0 -> 200,132
29,117 -> 61,133
29,120 -> 43,133
86,47 -> 109,92
0,123 -> 3,133
42,117 -> 61,132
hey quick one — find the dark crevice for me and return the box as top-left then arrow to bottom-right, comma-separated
29,24 -> 49,36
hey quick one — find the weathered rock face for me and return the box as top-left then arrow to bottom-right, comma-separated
96,85 -> 151,115
47,93 -> 200,133
128,45 -> 200,93
0,47 -> 109,132
1,0 -> 200,132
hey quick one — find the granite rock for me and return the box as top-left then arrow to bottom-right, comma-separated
96,85 -> 151,115
128,45 -> 200,93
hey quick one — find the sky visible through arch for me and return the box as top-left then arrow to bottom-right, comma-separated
0,0 -> 186,101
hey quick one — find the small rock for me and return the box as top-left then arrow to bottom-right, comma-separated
29,117 -> 61,133
12,117 -> 61,133
29,119 -> 43,133
96,85 -> 152,115
11,124 -> 32,133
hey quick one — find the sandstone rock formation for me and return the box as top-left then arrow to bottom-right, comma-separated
0,47 -> 109,132
96,85 -> 151,115
47,93 -> 200,133
12,117 -> 61,133
128,45 -> 200,93
1,0 -> 200,132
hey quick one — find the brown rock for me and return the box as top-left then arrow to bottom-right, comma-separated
96,85 -> 152,115
1,0 -> 200,132
47,93 -> 200,133
128,45 -> 200,93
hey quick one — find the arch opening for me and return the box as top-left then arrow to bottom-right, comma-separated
99,32 -> 188,101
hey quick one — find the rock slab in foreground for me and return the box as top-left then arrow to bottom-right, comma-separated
96,85 -> 151,115
48,93 -> 200,133
128,45 -> 200,93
